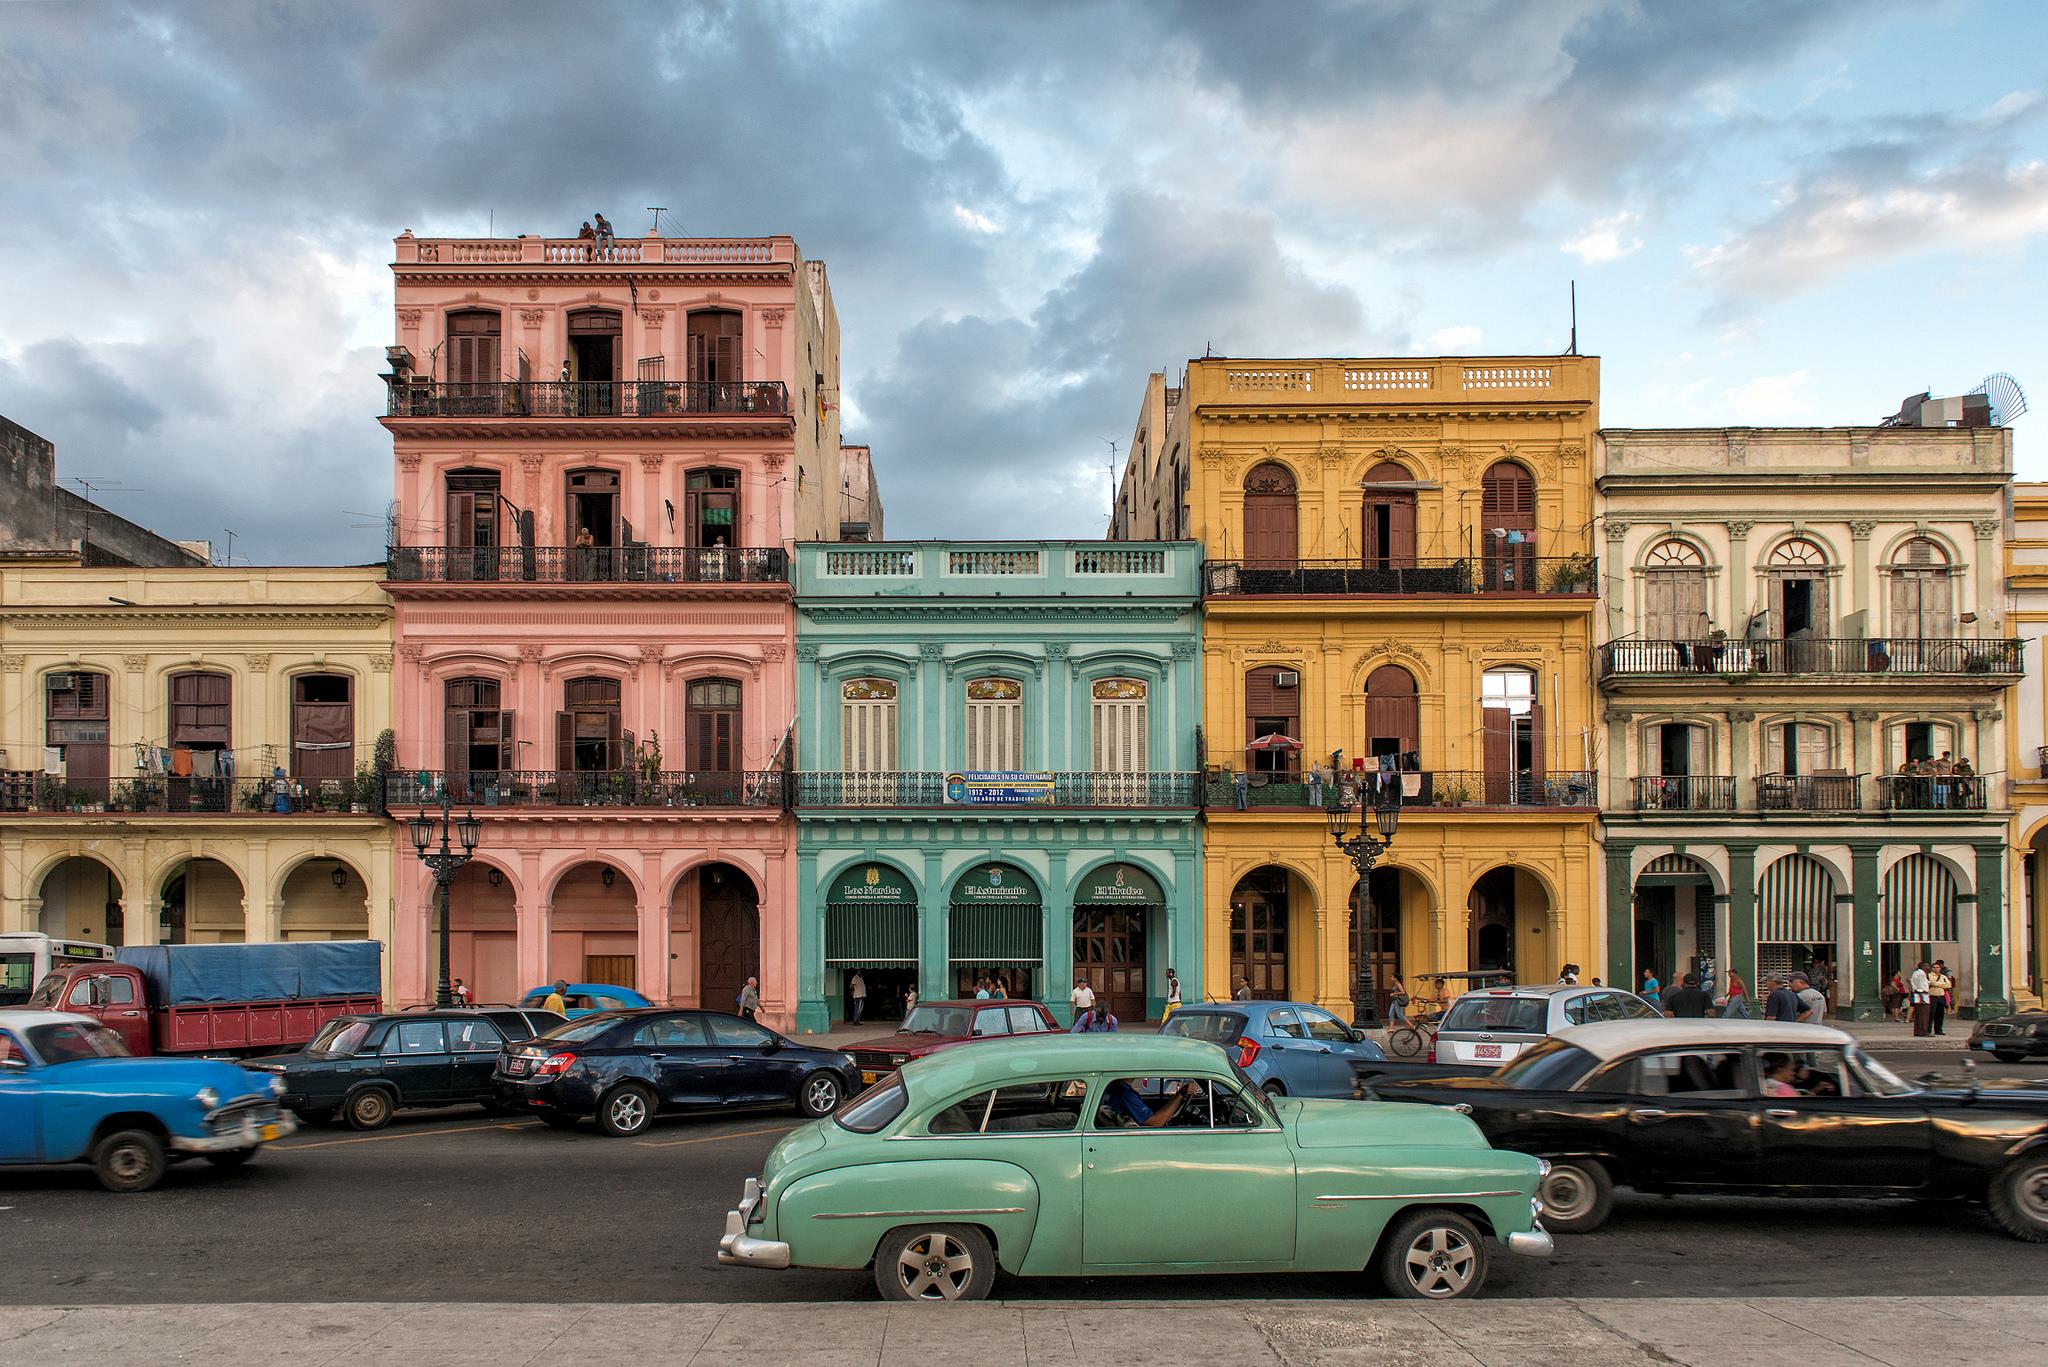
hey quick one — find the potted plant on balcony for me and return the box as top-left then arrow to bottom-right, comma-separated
1545,553 -> 1596,593
1435,775 -> 1475,807
1963,650 -> 1997,673
637,732 -> 665,804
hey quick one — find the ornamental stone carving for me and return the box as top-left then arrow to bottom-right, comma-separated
1851,709 -> 1879,721
1728,708 -> 1756,723
1848,520 -> 1877,540
396,309 -> 421,328
1045,644 -> 1070,660
396,453 -> 422,472
1726,520 -> 1755,539
1604,520 -> 1631,542
1170,642 -> 1197,659
920,643 -> 945,660
638,453 -> 666,472
0,656 -> 21,674
123,654 -> 148,672
795,643 -> 821,660
1558,443 -> 1585,465
763,453 -> 787,471
519,309 -> 544,328
761,643 -> 788,662
1975,519 -> 2002,538
399,643 -> 425,662
370,654 -> 393,673
244,653 -> 271,673
1482,638 -> 1541,655
761,308 -> 787,327
639,644 -> 664,661
518,454 -> 545,474
517,644 -> 543,662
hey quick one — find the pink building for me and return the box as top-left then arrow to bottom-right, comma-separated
379,230 -> 848,1028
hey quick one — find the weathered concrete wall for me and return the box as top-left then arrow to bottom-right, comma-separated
0,415 -> 206,567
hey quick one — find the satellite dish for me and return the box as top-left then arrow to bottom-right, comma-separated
1969,372 -> 2029,426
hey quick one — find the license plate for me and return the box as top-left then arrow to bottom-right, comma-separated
508,1058 -> 531,1075
1474,1044 -> 1502,1059
258,1123 -> 281,1142
860,1070 -> 880,1085
1981,1040 -> 1998,1051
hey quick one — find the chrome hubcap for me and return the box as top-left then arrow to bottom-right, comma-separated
2016,1165 -> 2048,1223
806,1078 -> 838,1112
611,1094 -> 646,1129
896,1233 -> 975,1299
1404,1227 -> 1476,1297
1542,1168 -> 1593,1222
108,1146 -> 147,1180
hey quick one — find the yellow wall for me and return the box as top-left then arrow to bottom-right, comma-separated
2009,486 -> 2048,1006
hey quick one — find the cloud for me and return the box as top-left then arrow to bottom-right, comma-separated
1562,211 -> 1643,264
1425,326 -> 1484,353
1721,371 -> 1817,424
951,204 -> 998,234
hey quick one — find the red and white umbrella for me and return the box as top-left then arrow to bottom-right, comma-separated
1244,734 -> 1303,752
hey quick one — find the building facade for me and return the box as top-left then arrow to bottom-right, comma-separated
0,566 -> 397,995
380,229 -> 851,1025
1117,357 -> 1603,1017
1597,424 -> 2021,1016
2007,482 -> 2048,1008
790,541 -> 1203,1032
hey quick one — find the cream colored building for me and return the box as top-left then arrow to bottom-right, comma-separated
0,567 -> 396,994
2006,483 -> 2048,1007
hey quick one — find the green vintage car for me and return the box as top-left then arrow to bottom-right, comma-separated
718,1034 -> 1552,1300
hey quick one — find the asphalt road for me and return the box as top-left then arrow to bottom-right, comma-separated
5,1052 -> 2043,1306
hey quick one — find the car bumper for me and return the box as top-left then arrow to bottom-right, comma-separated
170,1109 -> 298,1153
1505,1225 -> 1554,1258
493,1075 -> 597,1111
716,1178 -> 790,1269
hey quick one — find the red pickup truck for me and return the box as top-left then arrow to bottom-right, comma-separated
28,941 -> 382,1057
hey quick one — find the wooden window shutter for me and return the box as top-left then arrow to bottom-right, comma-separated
445,708 -> 469,775
498,711 -> 516,771
1528,699 -> 1546,777
1481,709 -> 1512,803
555,711 -> 573,771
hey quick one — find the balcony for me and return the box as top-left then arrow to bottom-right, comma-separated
1630,776 -> 1738,812
1205,770 -> 1597,811
386,545 -> 787,587
1599,636 -> 2024,682
1757,774 -> 1861,812
794,771 -> 1202,809
385,770 -> 784,811
384,379 -> 789,420
1879,774 -> 1994,812
1202,556 -> 1596,598
0,774 -> 380,816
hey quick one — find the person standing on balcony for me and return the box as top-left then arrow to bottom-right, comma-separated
1232,767 -> 1248,811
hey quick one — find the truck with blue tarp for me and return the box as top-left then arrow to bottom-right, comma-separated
25,940 -> 382,1056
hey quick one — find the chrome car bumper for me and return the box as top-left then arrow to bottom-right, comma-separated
716,1177 -> 791,1270
169,1107 -> 298,1153
1505,1225 -> 1554,1258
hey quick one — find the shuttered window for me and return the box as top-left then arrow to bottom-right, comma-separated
168,671 -> 232,748
1890,538 -> 1953,643
1242,462 -> 1297,568
687,309 -> 744,383
965,678 -> 1024,771
1362,461 -> 1416,568
1642,539 -> 1708,638
1090,679 -> 1148,773
1480,461 -> 1536,589
558,676 -> 622,773
291,673 -> 354,781
1364,665 -> 1419,765
840,679 -> 898,805
1245,666 -> 1300,775
446,310 -> 501,387
1767,721 -> 1833,776
686,678 -> 742,773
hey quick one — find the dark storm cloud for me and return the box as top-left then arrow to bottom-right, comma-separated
0,0 -> 1895,560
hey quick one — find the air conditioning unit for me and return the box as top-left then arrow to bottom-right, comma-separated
1275,671 -> 1300,688
47,673 -> 75,692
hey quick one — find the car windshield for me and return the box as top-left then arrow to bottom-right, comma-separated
1494,1038 -> 1599,1089
304,1020 -> 372,1058
27,1021 -> 129,1063
1160,1011 -> 1247,1044
1440,994 -> 1548,1034
836,1077 -> 908,1133
25,973 -> 65,1010
0,953 -> 36,1006
1847,1044 -> 1917,1097
535,1014 -> 625,1045
899,1005 -> 972,1037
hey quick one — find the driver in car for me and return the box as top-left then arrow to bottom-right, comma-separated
1101,1077 -> 1200,1128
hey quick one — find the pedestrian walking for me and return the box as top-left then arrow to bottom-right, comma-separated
1929,960 -> 1953,1036
905,984 -> 918,1015
991,976 -> 1008,1000
1908,961 -> 1933,1036
542,979 -> 567,1015
1883,969 -> 1907,1020
848,971 -> 866,1025
974,977 -> 992,1000
1762,974 -> 1802,1023
1722,967 -> 1750,1018
738,975 -> 761,1022
1163,967 -> 1182,1021
1233,976 -> 1252,1001
1069,978 -> 1096,1016
1387,974 -> 1410,1025
1664,973 -> 1713,1018
452,978 -> 471,1006
1639,967 -> 1662,1011
1791,972 -> 1827,1024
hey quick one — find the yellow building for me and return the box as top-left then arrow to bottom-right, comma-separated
0,566 -> 397,996
2008,484 -> 2048,1007
1116,357 -> 1602,1015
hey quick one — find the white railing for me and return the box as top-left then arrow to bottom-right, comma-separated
1461,365 -> 1552,390
1073,547 -> 1167,574
824,549 -> 917,576
542,240 -> 645,264
664,240 -> 776,263
1344,367 -> 1432,391
947,550 -> 1041,576
1225,369 -> 1314,393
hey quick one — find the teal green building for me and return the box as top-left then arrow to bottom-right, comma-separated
791,541 -> 1203,1032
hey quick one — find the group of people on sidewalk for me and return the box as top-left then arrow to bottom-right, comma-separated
1630,966 -> 1832,1023
1883,960 -> 1956,1036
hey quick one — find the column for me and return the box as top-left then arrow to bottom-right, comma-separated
1043,842 -> 1074,1023
1848,841 -> 1881,1019
1604,843 -> 1633,989
514,854 -> 548,996
1605,711 -> 1631,811
1726,843 -> 1757,1000
794,844 -> 829,1035
1976,841 -> 2010,1017
1728,710 -> 1755,809
916,644 -> 944,770
1848,521 -> 1874,626
1726,521 -> 1755,624
920,845 -> 947,1005
636,851 -> 669,1005
243,845 -> 275,943
1850,710 -> 1877,811
1974,519 -> 2000,627
1044,645 -> 1069,771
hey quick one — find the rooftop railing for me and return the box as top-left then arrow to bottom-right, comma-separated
384,379 -> 789,419
794,771 -> 1202,809
1599,636 -> 2023,679
1203,556 -> 1596,597
386,545 -> 787,586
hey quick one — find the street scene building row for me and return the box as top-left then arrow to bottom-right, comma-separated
1,227 -> 2041,1031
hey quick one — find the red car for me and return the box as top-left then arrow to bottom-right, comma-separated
847,999 -> 1058,1086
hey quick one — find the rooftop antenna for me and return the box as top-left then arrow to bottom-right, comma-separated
1568,280 -> 1578,356
647,206 -> 668,234
1101,438 -> 1120,530
64,476 -> 141,556
222,528 -> 237,567
488,209 -> 494,237
1970,372 -> 2029,426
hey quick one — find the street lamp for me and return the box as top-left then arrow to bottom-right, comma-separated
1326,756 -> 1402,1027
408,792 -> 481,1007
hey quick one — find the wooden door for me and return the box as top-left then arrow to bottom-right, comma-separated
1364,665 -> 1418,767
46,671 -> 109,802
699,876 -> 760,1012
291,674 -> 353,782
1230,883 -> 1289,1000
1074,907 -> 1148,1021
686,679 -> 742,777
1480,461 -> 1536,589
446,311 -> 501,398
1242,463 -> 1297,568
583,955 -> 637,990
688,310 -> 744,384
1245,667 -> 1300,775
1363,461 -> 1416,568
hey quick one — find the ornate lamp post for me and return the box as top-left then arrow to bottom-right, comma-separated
407,793 -> 480,1008
1325,759 -> 1402,1027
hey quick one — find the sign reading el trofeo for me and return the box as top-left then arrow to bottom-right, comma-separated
945,771 -> 1055,806
952,864 -> 1039,904
834,864 -> 913,903
1077,862 -> 1164,905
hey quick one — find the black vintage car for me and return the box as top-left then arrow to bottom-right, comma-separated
1366,1019 -> 2048,1242
1970,1011 -> 2048,1063
251,1007 -> 566,1130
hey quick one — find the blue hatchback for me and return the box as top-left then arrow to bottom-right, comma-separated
1161,1001 -> 1386,1098
519,984 -> 653,1019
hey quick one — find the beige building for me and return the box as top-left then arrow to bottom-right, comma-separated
2007,483 -> 2048,1007
1597,422 -> 2020,1015
0,566 -> 396,993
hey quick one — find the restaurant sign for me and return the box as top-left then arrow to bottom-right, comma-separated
1077,862 -> 1164,905
945,771 -> 1055,806
833,864 -> 915,904
951,864 -> 1040,905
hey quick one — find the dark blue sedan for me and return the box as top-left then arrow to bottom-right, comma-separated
493,1009 -> 858,1136
1161,1001 -> 1386,1098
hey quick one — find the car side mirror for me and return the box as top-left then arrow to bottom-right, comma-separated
762,1037 -> 783,1053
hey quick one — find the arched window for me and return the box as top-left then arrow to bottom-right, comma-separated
445,310 -> 501,389
1642,538 -> 1709,640
1090,679 -> 1149,791
1480,461 -> 1536,590
688,308 -> 744,384
558,676 -> 622,773
1242,462 -> 1297,568
1245,666 -> 1300,776
965,677 -> 1024,771
1891,537 -> 1954,642
1766,537 -> 1831,649
1362,460 -> 1415,569
686,678 -> 742,774
1364,665 -> 1418,771
45,670 -> 110,802
445,677 -> 510,792
840,679 -> 899,801
1480,667 -> 1540,803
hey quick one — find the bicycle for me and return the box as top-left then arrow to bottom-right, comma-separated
1385,997 -> 1444,1058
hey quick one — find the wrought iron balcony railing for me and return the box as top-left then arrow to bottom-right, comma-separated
1756,774 -> 1861,812
385,379 -> 790,419
1878,773 -> 1994,812
0,774 -> 382,816
385,769 -> 784,810
1599,636 -> 2024,679
794,771 -> 1202,809
386,545 -> 787,585
1629,775 -> 1739,811
1203,555 -> 1596,598
1205,769 -> 1597,810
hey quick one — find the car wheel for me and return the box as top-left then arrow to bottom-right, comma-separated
1261,1079 -> 1287,1098
1537,1158 -> 1614,1235
1988,1154 -> 2048,1242
93,1129 -> 167,1194
1378,1209 -> 1489,1300
537,1109 -> 583,1130
597,1084 -> 655,1137
345,1087 -> 395,1131
872,1224 -> 997,1302
204,1148 -> 257,1171
797,1071 -> 845,1118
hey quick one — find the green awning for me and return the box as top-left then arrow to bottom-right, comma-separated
1881,854 -> 1958,943
1758,854 -> 1835,943
949,903 -> 1043,964
825,902 -> 917,965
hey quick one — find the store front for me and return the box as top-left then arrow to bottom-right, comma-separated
824,861 -> 918,1022
950,862 -> 1043,1000
1073,861 -> 1163,1021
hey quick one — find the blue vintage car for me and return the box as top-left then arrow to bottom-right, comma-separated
1162,1001 -> 1387,1098
518,984 -> 653,1019
0,1009 -> 296,1192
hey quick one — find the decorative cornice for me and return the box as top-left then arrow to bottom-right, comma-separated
1481,638 -> 1544,655
2,609 -> 389,630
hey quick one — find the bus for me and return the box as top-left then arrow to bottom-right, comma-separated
0,932 -> 117,1006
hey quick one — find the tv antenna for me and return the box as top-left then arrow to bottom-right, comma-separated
647,206 -> 671,235
1101,438 -> 1121,529
1970,372 -> 2029,426
1567,280 -> 1578,355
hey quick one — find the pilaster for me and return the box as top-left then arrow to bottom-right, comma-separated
1847,841 -> 1881,1019
1604,842 -> 1633,989
1727,842 -> 1757,998
1977,841 -> 2010,1016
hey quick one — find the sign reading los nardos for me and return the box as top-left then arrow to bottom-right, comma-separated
834,864 -> 912,903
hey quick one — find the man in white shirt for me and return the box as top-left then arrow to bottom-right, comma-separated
849,972 -> 866,1025
1070,980 -> 1096,1017
1908,962 -> 1933,1037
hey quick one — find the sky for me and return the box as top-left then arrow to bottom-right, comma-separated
2,0 -> 2045,564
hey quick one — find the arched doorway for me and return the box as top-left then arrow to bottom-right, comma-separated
1242,463 -> 1298,568
1480,460 -> 1536,590
697,862 -> 761,1013
35,856 -> 122,945
1074,862 -> 1162,1021
821,861 -> 918,1023
161,858 -> 245,944
1348,866 -> 1410,1024
950,862 -> 1042,1000
1362,461 -> 1416,570
1757,853 -> 1837,997
552,862 -> 639,990
445,863 -> 517,1006
1880,854 -> 1961,1005
279,859 -> 370,941
1229,867 -> 1292,1000
1632,854 -> 1716,991
1468,866 -> 1549,983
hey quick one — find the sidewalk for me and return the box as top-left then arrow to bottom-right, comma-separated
5,1297 -> 2045,1366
